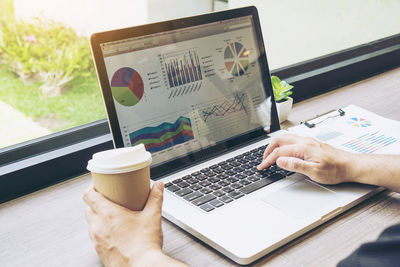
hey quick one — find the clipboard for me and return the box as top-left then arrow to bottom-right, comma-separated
302,108 -> 345,128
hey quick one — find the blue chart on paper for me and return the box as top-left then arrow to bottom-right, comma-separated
342,131 -> 397,153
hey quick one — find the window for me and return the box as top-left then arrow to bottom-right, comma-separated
1,0 -> 399,202
229,0 -> 400,69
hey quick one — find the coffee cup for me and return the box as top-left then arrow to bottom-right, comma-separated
87,144 -> 152,211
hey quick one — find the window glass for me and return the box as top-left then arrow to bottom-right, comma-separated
0,0 -> 220,150
0,0 -> 399,150
0,0 -> 110,148
228,0 -> 400,69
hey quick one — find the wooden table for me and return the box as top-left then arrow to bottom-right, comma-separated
1,67 -> 400,267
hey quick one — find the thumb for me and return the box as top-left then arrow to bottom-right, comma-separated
276,156 -> 315,176
143,181 -> 164,215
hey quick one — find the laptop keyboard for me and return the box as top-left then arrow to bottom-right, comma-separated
165,145 -> 294,212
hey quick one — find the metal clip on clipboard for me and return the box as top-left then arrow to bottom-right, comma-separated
303,108 -> 346,128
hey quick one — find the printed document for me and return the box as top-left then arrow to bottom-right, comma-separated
288,105 -> 400,155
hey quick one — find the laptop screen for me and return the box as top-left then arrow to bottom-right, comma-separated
98,13 -> 275,169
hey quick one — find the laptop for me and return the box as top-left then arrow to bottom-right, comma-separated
90,6 -> 380,264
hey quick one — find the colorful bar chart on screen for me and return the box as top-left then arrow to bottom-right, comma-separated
129,116 -> 194,153
342,131 -> 398,153
164,51 -> 202,88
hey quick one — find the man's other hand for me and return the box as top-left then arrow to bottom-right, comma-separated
257,134 -> 351,185
83,182 -> 165,267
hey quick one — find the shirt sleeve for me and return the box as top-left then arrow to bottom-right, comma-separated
337,223 -> 400,267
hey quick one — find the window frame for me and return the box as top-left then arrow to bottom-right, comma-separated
1,32 -> 400,203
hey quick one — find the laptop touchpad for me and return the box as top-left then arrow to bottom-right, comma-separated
261,179 -> 338,219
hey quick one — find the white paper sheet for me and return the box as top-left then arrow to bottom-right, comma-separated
288,105 -> 400,155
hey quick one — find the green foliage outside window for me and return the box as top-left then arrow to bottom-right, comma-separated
0,0 -> 105,135
0,15 -> 93,96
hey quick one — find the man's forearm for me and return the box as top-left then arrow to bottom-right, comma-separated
346,154 -> 400,192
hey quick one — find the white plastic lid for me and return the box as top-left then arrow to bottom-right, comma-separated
87,144 -> 152,174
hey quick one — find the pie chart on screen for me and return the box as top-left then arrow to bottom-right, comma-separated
224,42 -> 249,77
110,67 -> 144,107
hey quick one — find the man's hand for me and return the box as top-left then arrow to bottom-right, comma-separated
83,182 -> 186,267
257,134 -> 352,184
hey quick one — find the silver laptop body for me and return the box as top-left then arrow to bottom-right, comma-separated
90,7 -> 380,264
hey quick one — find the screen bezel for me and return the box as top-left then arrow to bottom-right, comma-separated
90,6 -> 280,179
